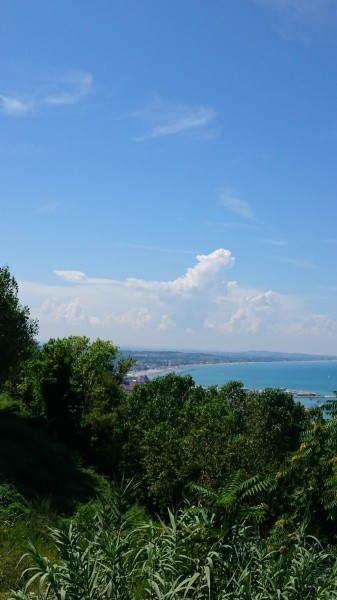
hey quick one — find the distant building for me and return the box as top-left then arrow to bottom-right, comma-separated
122,374 -> 150,392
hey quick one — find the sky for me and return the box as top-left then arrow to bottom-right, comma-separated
1,0 -> 337,355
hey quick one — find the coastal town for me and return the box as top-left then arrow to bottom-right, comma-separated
121,349 -> 337,393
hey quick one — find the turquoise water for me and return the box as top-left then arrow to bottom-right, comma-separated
177,360 -> 337,407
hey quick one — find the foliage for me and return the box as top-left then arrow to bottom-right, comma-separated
0,482 -> 28,528
216,525 -> 337,599
0,399 -> 99,513
16,336 -> 133,471
190,469 -> 275,531
0,266 -> 38,387
247,388 -> 309,473
118,375 -> 307,510
271,399 -> 337,541
9,484 -> 337,600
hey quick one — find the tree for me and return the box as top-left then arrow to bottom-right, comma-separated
247,388 -> 308,474
0,266 -> 38,386
20,336 -> 133,471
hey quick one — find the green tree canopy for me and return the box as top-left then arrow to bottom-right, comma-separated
19,336 -> 133,471
0,266 -> 38,386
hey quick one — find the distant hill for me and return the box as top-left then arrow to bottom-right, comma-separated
120,348 -> 337,372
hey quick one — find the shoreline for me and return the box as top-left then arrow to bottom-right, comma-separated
129,357 -> 337,379
128,359 -> 337,398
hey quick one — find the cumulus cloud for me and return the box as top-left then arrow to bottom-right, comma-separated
127,249 -> 234,295
106,307 -> 153,328
169,249 -> 234,292
18,248 -> 337,352
40,297 -> 85,324
203,282 -> 337,342
0,70 -> 92,117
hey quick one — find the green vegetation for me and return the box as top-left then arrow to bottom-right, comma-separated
1,265 -> 337,598
7,482 -> 337,600
0,266 -> 38,386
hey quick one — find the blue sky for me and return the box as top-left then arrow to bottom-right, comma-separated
1,0 -> 337,354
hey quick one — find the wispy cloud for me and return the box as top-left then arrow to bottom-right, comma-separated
54,270 -> 87,283
115,242 -> 195,255
261,238 -> 289,246
43,72 -> 93,106
37,202 -> 61,214
275,256 -> 315,269
205,220 -> 258,230
257,0 -> 337,19
219,188 -> 257,221
0,95 -> 32,115
0,70 -> 93,117
144,108 -> 216,139
255,0 -> 337,40
132,97 -> 220,141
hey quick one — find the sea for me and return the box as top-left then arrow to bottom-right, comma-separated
176,360 -> 337,409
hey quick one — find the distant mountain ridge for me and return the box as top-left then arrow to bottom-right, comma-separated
120,348 -> 337,372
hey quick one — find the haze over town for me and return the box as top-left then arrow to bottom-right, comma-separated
2,1 -> 337,355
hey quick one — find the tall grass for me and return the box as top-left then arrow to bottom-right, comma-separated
8,483 -> 337,600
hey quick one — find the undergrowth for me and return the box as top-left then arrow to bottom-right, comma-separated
7,481 -> 337,600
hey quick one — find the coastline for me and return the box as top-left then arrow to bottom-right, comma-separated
129,357 -> 337,380
128,358 -> 337,401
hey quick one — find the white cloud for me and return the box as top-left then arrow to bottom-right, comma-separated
204,282 -> 337,342
146,108 -> 216,138
40,297 -> 85,324
54,270 -> 87,282
127,248 -> 234,295
18,248 -> 337,353
0,95 -> 32,115
0,70 -> 93,117
132,97 -> 220,141
158,314 -> 176,330
275,256 -> 315,269
169,249 -> 234,293
106,307 -> 152,329
219,188 -> 257,221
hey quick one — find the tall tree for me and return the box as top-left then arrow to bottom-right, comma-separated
21,336 -> 133,472
0,266 -> 38,386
